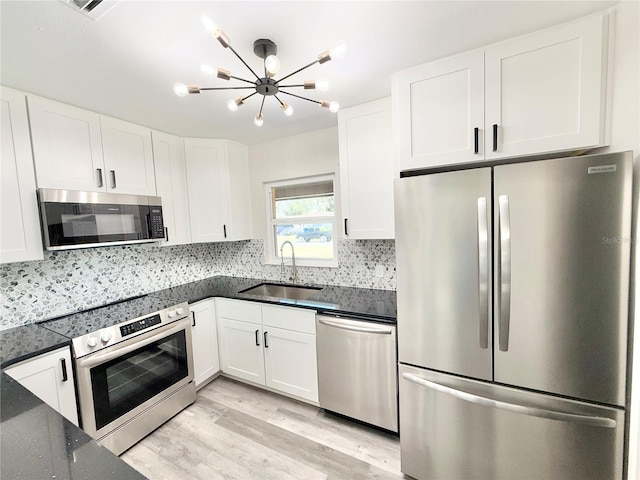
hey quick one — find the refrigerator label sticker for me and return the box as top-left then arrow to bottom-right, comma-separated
588,165 -> 617,174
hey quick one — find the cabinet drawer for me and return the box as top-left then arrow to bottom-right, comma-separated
216,298 -> 261,324
262,305 -> 315,334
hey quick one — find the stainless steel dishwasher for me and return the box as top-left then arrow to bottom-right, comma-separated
316,314 -> 398,433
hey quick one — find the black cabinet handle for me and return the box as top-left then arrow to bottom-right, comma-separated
492,124 -> 498,152
110,170 -> 117,189
192,311 -> 196,327
264,331 -> 269,348
60,358 -> 68,382
255,329 -> 260,346
474,127 -> 479,154
165,227 -> 169,242
96,168 -> 103,188
344,218 -> 349,236
223,224 -> 227,238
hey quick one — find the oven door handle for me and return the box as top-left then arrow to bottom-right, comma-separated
76,318 -> 190,369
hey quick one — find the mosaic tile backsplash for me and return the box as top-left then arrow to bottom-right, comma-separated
0,239 -> 396,330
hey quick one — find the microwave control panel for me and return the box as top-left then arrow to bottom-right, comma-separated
149,207 -> 165,239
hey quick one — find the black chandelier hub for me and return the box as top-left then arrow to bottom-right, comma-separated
255,77 -> 279,96
253,39 -> 277,59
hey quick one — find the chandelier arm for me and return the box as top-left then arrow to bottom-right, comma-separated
258,95 -> 266,116
227,45 -> 261,80
241,91 -> 259,102
229,75 -> 257,85
275,59 -> 320,84
278,84 -> 306,88
200,86 -> 256,91
279,90 -> 322,105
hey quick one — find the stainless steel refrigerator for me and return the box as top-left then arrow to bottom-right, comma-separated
394,151 -> 633,480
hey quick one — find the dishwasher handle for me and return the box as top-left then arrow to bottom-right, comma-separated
318,317 -> 393,334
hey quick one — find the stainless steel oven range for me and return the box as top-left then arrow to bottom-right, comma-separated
41,296 -> 196,455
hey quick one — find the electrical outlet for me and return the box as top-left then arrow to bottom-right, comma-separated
375,264 -> 384,278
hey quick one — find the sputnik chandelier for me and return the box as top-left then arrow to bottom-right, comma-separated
174,15 -> 345,127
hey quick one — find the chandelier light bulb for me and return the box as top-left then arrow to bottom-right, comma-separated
281,103 -> 294,116
200,15 -> 217,34
200,64 -> 215,75
329,101 -> 340,113
227,98 -> 243,112
173,83 -> 188,97
316,79 -> 329,92
264,55 -> 281,75
330,43 -> 347,60
254,113 -> 264,127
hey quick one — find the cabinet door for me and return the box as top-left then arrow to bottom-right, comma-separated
263,326 -> 318,402
184,138 -> 228,243
225,141 -> 252,241
152,131 -> 191,246
4,347 -> 79,426
393,50 -> 484,170
1,87 -> 44,264
218,317 -> 265,385
100,116 -> 156,195
485,13 -> 607,159
190,299 -> 220,388
28,95 -> 105,191
339,97 -> 395,239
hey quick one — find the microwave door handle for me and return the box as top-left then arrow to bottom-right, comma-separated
76,318 -> 189,368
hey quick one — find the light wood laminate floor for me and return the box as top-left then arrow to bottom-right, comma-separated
121,376 -> 405,480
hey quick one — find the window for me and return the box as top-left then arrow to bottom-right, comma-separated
265,175 -> 337,267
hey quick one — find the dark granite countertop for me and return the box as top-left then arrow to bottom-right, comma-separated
151,276 -> 397,323
0,275 -> 395,480
0,323 -> 71,369
1,372 -> 146,480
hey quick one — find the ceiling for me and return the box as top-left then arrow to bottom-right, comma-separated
0,0 -> 616,145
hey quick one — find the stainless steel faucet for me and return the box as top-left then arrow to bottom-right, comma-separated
280,241 -> 298,284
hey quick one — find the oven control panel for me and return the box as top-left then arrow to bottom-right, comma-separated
120,314 -> 162,337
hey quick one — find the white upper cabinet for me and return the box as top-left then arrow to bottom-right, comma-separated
393,52 -> 484,170
184,138 -> 252,243
28,95 -> 105,191
100,116 -> 156,195
28,95 -> 156,195
0,87 -> 44,264
393,12 -> 609,170
339,97 -> 396,239
152,131 -> 191,246
484,13 -> 608,159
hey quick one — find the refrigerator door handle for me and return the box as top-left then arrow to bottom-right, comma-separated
498,194 -> 512,351
477,197 -> 489,349
402,373 -> 617,428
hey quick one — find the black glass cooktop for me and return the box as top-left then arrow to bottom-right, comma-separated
39,295 -> 182,339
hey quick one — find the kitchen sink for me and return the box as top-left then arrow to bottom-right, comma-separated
239,283 -> 322,300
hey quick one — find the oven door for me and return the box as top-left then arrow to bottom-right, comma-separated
75,317 -> 194,440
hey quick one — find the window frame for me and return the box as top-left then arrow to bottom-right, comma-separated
264,174 -> 338,268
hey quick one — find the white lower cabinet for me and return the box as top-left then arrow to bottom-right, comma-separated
4,347 -> 79,426
218,317 -> 266,385
190,299 -> 220,388
216,298 -> 318,403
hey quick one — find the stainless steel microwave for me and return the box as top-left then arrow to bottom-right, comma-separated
37,189 -> 166,251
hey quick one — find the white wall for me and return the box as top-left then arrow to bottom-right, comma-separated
247,127 -> 340,240
592,2 -> 640,479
